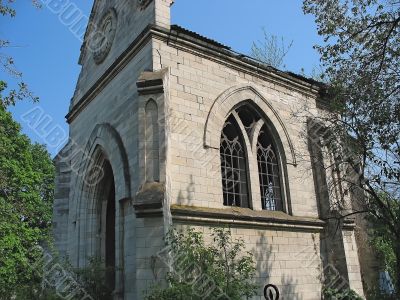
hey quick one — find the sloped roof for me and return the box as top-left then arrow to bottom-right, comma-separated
170,24 -> 326,89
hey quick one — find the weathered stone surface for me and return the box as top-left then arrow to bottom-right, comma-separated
53,1 -> 367,299
135,182 -> 164,208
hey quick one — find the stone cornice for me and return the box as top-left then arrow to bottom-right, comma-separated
161,25 -> 322,99
171,205 -> 326,232
136,69 -> 166,95
133,182 -> 164,218
67,25 -> 323,124
66,25 -> 154,123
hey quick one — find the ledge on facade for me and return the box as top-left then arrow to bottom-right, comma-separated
323,209 -> 357,230
136,69 -> 167,95
171,205 -> 326,232
134,182 -> 164,217
67,23 -> 326,123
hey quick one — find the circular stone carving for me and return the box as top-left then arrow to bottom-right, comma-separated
91,8 -> 117,64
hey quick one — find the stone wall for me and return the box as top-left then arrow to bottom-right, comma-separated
151,35 -> 320,217
57,39 -> 162,298
149,27 -> 365,298
53,0 -> 368,298
73,0 -> 172,103
175,223 -> 323,300
53,144 -> 72,258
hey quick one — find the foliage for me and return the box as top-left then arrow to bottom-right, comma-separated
73,257 -> 115,300
11,278 -> 62,300
145,227 -> 258,300
323,287 -> 363,300
251,28 -> 293,69
0,0 -> 40,108
302,0 -> 400,194
367,286 -> 397,300
0,2 -> 55,298
368,194 -> 399,294
0,244 -> 61,300
7,255 -> 115,300
0,80 -> 38,108
0,105 -> 55,298
0,0 -> 41,17
302,0 -> 400,295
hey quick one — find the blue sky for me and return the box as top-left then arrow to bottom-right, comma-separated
1,0 -> 322,157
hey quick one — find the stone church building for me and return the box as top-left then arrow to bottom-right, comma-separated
53,0 -> 369,299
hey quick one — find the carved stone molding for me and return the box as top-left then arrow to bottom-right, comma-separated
204,84 -> 298,166
171,205 -> 326,232
136,69 -> 167,95
134,182 -> 164,217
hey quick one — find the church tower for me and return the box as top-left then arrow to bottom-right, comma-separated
53,1 -> 366,299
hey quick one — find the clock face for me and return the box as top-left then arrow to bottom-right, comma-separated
92,8 -> 117,64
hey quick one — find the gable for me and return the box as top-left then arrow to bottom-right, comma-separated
70,0 -> 173,112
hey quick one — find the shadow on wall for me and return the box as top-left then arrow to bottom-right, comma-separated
175,175 -> 303,298
252,232 -> 299,299
176,174 -> 196,206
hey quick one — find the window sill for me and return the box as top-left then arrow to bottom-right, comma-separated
170,205 -> 326,232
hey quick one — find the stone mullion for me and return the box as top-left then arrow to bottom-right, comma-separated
231,111 -> 262,210
250,119 -> 266,211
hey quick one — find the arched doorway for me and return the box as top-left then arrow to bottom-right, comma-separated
104,160 -> 116,291
75,124 -> 132,297
98,160 -> 116,292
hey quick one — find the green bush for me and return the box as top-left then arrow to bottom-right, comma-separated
0,106 -> 55,299
7,256 -> 114,300
323,287 -> 363,300
73,257 -> 115,300
145,227 -> 258,300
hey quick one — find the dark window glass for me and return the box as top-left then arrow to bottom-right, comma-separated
220,115 -> 249,207
257,125 -> 282,210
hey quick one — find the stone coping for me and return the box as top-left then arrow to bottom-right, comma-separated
67,24 -> 323,123
169,25 -> 324,89
171,205 -> 326,232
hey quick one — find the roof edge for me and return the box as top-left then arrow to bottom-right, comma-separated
67,24 -> 326,123
169,24 -> 326,92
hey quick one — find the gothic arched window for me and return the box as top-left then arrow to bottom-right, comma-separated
257,125 -> 282,211
220,104 -> 285,211
220,115 -> 250,208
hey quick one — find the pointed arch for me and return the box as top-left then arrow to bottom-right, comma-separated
204,84 -> 297,166
220,114 -> 250,208
70,123 -> 131,268
145,99 -> 160,182
76,123 -> 131,201
257,123 -> 283,211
